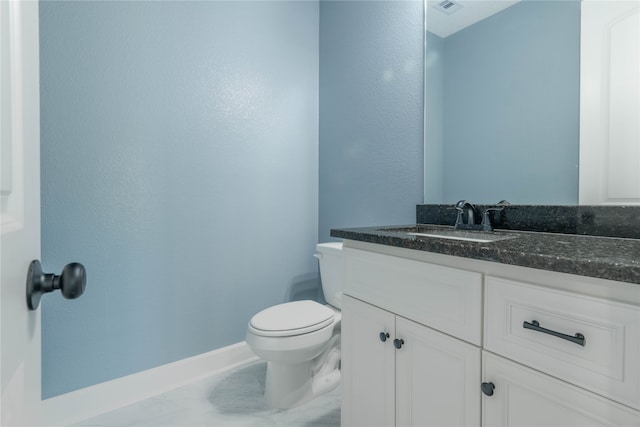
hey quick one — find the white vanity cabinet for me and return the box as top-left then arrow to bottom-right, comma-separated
340,243 -> 640,426
482,276 -> 640,426
482,352 -> 640,426
484,276 -> 640,411
341,247 -> 482,426
342,295 -> 481,427
341,295 -> 395,426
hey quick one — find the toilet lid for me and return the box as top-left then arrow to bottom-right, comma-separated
249,300 -> 335,337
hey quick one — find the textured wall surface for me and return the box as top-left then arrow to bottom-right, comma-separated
40,1 -> 319,398
424,31 -> 444,203
438,0 -> 580,204
318,0 -> 424,242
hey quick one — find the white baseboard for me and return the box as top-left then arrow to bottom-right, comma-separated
40,342 -> 258,426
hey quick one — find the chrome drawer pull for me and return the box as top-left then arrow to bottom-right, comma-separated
523,320 -> 586,346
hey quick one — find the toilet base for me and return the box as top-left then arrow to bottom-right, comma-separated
264,335 -> 341,409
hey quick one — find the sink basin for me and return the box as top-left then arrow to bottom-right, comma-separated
376,225 -> 518,243
406,231 -> 512,243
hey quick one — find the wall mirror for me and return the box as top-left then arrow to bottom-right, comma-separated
423,0 -> 640,205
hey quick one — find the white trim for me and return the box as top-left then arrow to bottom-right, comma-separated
40,342 -> 258,426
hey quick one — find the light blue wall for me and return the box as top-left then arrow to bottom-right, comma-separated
439,0 -> 580,204
425,31 -> 444,203
40,1 -> 319,398
318,0 -> 424,242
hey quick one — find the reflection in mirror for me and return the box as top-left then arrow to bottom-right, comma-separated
424,0 -> 581,204
579,0 -> 640,205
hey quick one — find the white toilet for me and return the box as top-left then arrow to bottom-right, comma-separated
245,242 -> 343,409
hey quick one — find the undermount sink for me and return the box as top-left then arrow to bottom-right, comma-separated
406,231 -> 513,243
376,225 -> 518,243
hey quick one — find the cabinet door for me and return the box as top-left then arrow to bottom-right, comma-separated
396,317 -> 481,427
342,295 -> 396,427
482,352 -> 640,426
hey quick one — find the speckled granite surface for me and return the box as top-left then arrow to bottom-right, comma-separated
416,204 -> 640,239
330,224 -> 640,285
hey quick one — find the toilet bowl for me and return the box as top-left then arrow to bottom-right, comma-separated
245,242 -> 343,409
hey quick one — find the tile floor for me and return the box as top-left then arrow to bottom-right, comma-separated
73,361 -> 341,427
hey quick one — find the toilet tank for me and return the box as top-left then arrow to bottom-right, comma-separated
316,242 -> 344,309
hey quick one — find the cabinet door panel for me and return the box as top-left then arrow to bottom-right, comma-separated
342,296 -> 396,427
396,317 -> 481,427
482,352 -> 640,427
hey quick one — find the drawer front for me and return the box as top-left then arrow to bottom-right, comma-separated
343,248 -> 482,345
485,276 -> 640,410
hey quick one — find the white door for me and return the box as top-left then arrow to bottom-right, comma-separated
579,0 -> 640,205
395,317 -> 480,427
341,295 -> 396,427
1,1 -> 42,425
482,352 -> 640,426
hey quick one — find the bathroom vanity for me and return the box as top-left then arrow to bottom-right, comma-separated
332,217 -> 640,426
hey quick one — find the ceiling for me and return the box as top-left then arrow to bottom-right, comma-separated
427,0 -> 522,38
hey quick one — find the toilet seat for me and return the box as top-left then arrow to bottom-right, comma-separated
249,300 -> 335,337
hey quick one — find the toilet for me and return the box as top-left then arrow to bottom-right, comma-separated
245,242 -> 343,409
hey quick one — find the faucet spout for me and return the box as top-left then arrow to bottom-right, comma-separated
454,200 -> 478,227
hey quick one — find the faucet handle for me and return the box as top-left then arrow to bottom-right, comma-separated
453,200 -> 466,226
481,207 -> 504,231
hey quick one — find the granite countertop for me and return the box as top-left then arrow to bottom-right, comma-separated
330,224 -> 640,285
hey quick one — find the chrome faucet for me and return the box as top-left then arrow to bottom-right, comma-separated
454,200 -> 508,232
454,200 -> 478,228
